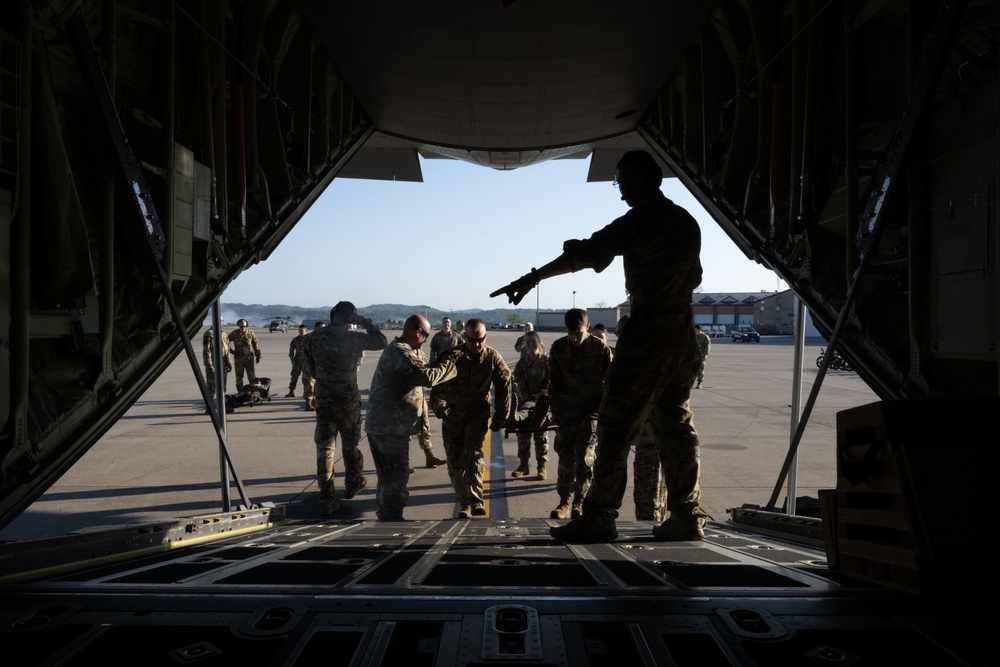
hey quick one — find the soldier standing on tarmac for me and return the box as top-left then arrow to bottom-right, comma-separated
302,321 -> 326,410
511,330 -> 550,480
202,318 -> 231,413
546,309 -> 612,519
230,319 -> 261,391
694,324 -> 711,389
513,322 -> 535,354
286,324 -> 310,397
302,302 -> 387,516
430,317 -> 463,361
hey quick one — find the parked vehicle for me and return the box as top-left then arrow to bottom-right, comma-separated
732,325 -> 760,343
268,319 -> 290,333
707,325 -> 728,338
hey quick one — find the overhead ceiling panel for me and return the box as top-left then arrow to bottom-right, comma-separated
303,0 -> 709,165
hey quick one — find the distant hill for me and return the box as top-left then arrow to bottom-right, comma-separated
217,303 -> 539,329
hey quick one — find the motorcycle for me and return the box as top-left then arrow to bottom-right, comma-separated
816,348 -> 853,372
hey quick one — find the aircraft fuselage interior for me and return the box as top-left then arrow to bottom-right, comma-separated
0,1 -> 996,664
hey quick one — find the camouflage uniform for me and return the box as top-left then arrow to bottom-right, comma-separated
365,338 -> 456,520
430,330 -> 463,362
202,329 -> 231,396
609,341 -> 666,521
302,322 -> 388,510
422,330 -> 462,459
430,345 -> 512,511
632,421 -> 667,521
512,351 -> 550,472
549,334 -> 612,514
287,331 -> 309,393
229,328 -> 261,390
426,329 -> 465,459
694,329 -> 711,388
566,192 -> 704,522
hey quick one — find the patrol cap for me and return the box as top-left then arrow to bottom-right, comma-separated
331,301 -> 357,322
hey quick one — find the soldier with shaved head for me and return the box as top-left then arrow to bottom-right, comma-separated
365,314 -> 457,521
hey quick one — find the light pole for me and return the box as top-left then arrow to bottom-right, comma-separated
572,290 -> 576,308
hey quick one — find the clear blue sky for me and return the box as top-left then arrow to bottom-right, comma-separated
223,157 -> 782,311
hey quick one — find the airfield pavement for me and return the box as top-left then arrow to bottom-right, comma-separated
0,328 -> 878,542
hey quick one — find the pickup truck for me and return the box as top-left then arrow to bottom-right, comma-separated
732,325 -> 760,343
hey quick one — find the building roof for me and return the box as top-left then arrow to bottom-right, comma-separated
618,290 -> 788,308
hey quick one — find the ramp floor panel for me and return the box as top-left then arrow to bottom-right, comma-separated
0,518 -> 990,666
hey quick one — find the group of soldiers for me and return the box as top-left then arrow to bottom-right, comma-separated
202,318 -> 263,412
204,149 -> 713,545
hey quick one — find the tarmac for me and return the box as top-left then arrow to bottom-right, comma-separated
0,328 -> 877,542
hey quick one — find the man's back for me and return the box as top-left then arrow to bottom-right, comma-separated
549,335 -> 611,420
307,326 -> 387,394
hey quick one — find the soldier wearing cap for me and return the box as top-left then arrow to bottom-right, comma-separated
230,319 -> 261,391
302,302 -> 387,516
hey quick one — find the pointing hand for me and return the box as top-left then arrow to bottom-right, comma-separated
490,270 -> 539,306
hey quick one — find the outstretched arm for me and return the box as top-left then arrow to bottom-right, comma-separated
489,255 -> 574,305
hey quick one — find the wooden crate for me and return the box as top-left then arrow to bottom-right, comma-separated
825,398 -> 997,593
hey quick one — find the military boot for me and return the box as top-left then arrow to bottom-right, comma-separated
549,497 -> 571,519
511,460 -> 530,478
549,513 -> 618,543
536,462 -> 547,480
285,389 -> 295,398
571,495 -> 584,519
343,476 -> 367,500
320,499 -> 340,516
652,507 -> 712,541
425,452 -> 447,468
304,397 -> 315,411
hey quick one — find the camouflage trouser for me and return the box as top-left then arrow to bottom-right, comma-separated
583,313 -> 702,519
302,367 -> 315,403
204,363 -> 228,399
441,406 -> 489,507
516,400 -> 549,466
314,388 -> 365,503
417,394 -> 433,455
552,415 -> 596,502
234,354 -> 256,390
367,431 -> 411,520
288,359 -> 302,391
695,358 -> 707,385
632,422 -> 666,521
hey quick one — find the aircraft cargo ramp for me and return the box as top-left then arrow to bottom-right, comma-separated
0,516 -> 990,666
